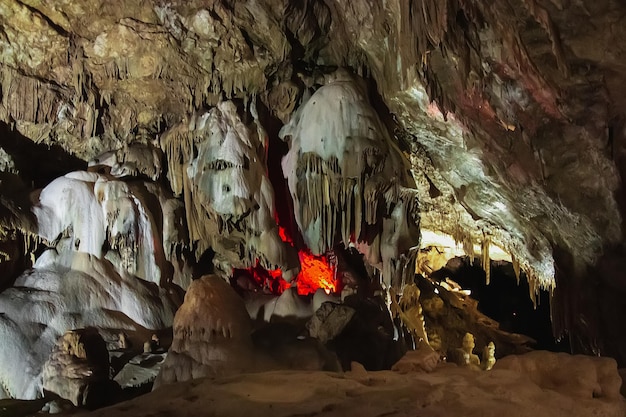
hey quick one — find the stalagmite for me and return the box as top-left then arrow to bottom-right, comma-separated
154,275 -> 257,388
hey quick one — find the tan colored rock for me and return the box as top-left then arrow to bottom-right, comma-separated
153,275 -> 256,389
482,342 -> 496,371
392,341 -> 440,373
449,332 -> 481,370
495,351 -> 623,400
42,328 -> 111,407
82,352 -> 626,417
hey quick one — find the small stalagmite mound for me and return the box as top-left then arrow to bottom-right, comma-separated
153,275 -> 256,388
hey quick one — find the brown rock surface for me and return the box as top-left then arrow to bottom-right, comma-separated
1,0 -> 626,395
79,352 -> 625,417
153,275 -> 256,388
42,328 -> 111,408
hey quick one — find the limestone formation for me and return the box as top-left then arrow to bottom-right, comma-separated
450,333 -> 481,370
160,101 -> 299,279
482,342 -> 496,371
0,171 -> 181,399
88,142 -> 163,181
117,333 -> 128,351
0,254 -> 177,400
495,351 -> 623,400
42,329 -> 111,407
391,284 -> 431,349
0,0 -> 626,409
306,302 -> 356,344
391,344 -> 440,373
153,275 -> 257,388
113,351 -> 167,391
80,351 -> 626,417
280,72 -> 420,289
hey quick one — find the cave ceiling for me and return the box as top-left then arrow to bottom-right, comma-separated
0,0 -> 625,353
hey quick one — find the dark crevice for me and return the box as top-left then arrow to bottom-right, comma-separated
0,121 -> 87,188
433,257 -> 570,352
15,0 -> 70,37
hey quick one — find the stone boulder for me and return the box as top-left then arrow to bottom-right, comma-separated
42,328 -> 111,408
306,301 -> 355,344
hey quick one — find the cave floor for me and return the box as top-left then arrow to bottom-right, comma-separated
65,361 -> 625,417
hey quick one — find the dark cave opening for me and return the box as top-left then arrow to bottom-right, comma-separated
433,258 -> 571,352
0,121 -> 86,188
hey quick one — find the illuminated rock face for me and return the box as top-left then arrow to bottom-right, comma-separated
32,171 -> 181,285
161,101 -> 299,280
280,73 -> 420,288
154,275 -> 256,388
0,173 -> 181,399
42,329 -> 111,407
0,254 -> 178,399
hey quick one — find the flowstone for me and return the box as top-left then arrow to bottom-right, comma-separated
161,101 -> 299,279
0,171 -> 181,400
280,71 -> 420,289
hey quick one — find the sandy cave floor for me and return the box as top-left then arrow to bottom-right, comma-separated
66,360 -> 626,417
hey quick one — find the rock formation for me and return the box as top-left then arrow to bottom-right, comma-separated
0,0 -> 626,409
280,72 -> 420,288
0,172 -> 181,399
42,328 -> 111,408
72,351 -> 626,417
161,101 -> 299,278
482,342 -> 497,371
153,275 -> 257,388
155,274 -> 338,388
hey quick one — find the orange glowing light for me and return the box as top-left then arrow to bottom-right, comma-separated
236,260 -> 290,293
295,250 -> 336,296
277,225 -> 292,244
236,218 -> 338,295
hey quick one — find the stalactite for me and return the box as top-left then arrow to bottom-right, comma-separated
0,66 -> 66,126
512,254 -> 521,284
526,268 -> 538,309
161,102 -> 297,276
280,72 -> 420,288
482,234 -> 491,285
522,0 -> 569,77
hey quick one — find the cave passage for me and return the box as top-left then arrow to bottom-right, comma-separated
438,258 -> 571,352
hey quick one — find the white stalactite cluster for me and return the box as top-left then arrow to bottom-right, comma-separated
280,72 -> 421,288
0,172 -> 184,399
32,171 -> 181,285
161,101 -> 299,279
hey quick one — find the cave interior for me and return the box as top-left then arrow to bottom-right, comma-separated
0,0 -> 626,415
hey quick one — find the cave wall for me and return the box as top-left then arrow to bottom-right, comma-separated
0,0 -> 625,365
